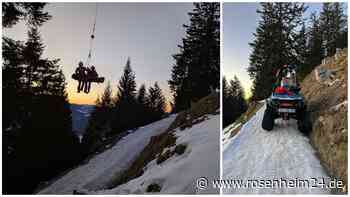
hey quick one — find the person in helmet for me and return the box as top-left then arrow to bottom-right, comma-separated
274,64 -> 299,95
84,65 -> 98,93
75,61 -> 86,93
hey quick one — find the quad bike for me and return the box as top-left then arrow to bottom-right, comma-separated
262,65 -> 312,134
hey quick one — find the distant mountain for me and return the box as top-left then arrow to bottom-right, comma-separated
70,104 -> 95,139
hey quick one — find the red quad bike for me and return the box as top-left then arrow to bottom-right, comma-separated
261,65 -> 312,135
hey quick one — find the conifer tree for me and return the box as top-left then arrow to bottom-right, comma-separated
83,82 -> 113,154
247,3 -> 306,100
222,76 -> 232,127
115,58 -> 137,103
2,3 -> 51,28
222,76 -> 247,128
295,22 -> 308,79
303,12 -> 323,78
136,84 -> 150,126
169,53 -> 190,112
319,3 -> 347,56
111,58 -> 138,134
147,82 -> 166,122
3,3 -> 81,194
100,81 -> 113,108
169,3 -> 220,111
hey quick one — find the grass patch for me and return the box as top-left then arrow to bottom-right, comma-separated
156,149 -> 174,164
106,132 -> 176,189
174,144 -> 187,155
228,101 -> 264,138
156,143 -> 187,165
244,101 -> 264,121
167,92 -> 219,132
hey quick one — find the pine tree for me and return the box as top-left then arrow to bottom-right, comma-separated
147,82 -> 166,122
83,82 -> 113,154
115,58 -> 137,103
222,76 -> 228,101
303,12 -> 323,78
169,3 -> 220,111
319,3 -> 347,56
295,22 -> 309,80
148,82 -> 166,121
222,76 -> 247,128
111,58 -> 138,134
248,3 -> 306,100
137,84 -> 147,108
222,76 -> 232,127
3,3 -> 81,194
232,76 -> 247,119
136,84 -> 150,126
100,81 -> 113,108
3,37 -> 26,127
169,53 -> 190,112
2,3 -> 51,28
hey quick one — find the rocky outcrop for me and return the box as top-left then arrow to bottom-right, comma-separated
301,48 -> 347,193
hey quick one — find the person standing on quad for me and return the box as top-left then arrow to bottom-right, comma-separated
84,66 -> 98,93
273,65 -> 299,95
75,61 -> 86,93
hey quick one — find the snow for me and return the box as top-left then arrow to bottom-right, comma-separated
94,114 -> 220,194
38,114 -> 176,194
223,104 -> 330,194
330,100 -> 347,112
327,78 -> 341,87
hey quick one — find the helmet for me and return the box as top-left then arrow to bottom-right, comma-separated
79,61 -> 83,67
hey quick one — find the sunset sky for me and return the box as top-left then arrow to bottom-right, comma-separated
3,3 -> 193,105
222,2 -> 343,99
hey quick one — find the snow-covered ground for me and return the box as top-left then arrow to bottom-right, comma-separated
223,104 -> 330,194
38,114 -> 176,194
94,114 -> 220,194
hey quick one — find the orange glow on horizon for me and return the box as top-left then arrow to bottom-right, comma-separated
67,82 -> 100,105
164,103 -> 172,113
67,82 -> 173,113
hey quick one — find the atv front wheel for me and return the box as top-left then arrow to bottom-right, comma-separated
262,108 -> 274,131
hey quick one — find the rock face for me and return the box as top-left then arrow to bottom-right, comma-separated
301,48 -> 347,193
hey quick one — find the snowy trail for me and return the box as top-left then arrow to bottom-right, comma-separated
223,104 -> 330,194
38,115 -> 176,194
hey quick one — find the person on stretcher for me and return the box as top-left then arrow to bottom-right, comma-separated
74,62 -> 99,93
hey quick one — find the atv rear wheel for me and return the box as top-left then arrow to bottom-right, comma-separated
262,107 -> 274,131
297,110 -> 312,135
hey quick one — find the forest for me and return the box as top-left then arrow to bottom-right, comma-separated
3,2 -> 220,194
248,2 -> 347,100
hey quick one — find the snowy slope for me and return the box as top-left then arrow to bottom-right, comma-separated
94,114 -> 220,194
38,115 -> 176,194
223,104 -> 330,194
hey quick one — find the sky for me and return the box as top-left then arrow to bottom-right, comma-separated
3,3 -> 193,105
222,2 -> 346,99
